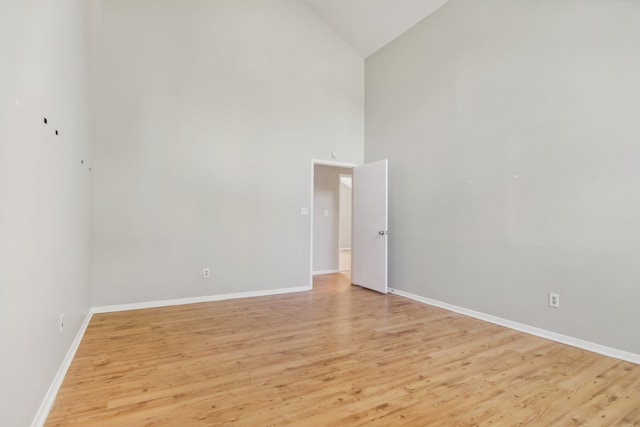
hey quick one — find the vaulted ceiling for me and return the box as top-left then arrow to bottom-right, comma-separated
303,0 -> 451,57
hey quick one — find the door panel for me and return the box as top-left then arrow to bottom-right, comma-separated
352,159 -> 388,294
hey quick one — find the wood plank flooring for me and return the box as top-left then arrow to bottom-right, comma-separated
46,273 -> 640,426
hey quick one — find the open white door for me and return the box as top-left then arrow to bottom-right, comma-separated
352,159 -> 388,294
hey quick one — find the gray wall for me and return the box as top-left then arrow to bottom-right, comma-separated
366,0 -> 640,354
313,166 -> 351,273
91,0 -> 364,306
0,0 -> 97,425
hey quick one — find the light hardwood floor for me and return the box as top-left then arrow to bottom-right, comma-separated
46,273 -> 640,426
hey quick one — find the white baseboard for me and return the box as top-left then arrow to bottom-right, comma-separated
312,269 -> 340,276
339,248 -> 351,251
389,288 -> 640,365
31,310 -> 94,427
93,286 -> 311,314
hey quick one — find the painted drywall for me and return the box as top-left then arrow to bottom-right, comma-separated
0,0 -> 97,425
91,0 -> 364,306
366,0 -> 640,354
339,177 -> 352,250
313,166 -> 352,273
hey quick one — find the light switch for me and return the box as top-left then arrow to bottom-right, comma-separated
300,208 -> 309,216
324,210 -> 329,217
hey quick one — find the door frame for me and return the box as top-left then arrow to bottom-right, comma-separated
309,159 -> 358,289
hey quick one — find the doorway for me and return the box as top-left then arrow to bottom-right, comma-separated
309,159 -> 389,292
311,163 -> 353,277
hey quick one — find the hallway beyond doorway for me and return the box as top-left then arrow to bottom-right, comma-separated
339,249 -> 351,272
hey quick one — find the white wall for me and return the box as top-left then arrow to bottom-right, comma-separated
366,0 -> 640,355
0,0 -> 97,425
313,166 -> 351,273
91,0 -> 364,306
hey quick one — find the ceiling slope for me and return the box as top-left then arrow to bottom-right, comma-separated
303,0 -> 451,57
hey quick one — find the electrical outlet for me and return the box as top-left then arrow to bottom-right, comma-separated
549,293 -> 560,308
203,268 -> 210,278
59,313 -> 64,332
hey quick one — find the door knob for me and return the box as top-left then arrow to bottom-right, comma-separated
379,230 -> 388,235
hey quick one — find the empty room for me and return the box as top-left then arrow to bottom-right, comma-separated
2,0 -> 640,425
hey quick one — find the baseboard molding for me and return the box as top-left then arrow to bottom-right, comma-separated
389,288 -> 640,365
92,286 -> 311,314
312,269 -> 340,276
339,248 -> 351,251
31,310 -> 94,427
